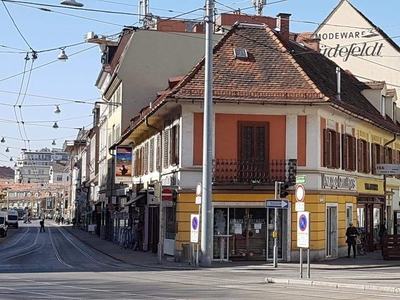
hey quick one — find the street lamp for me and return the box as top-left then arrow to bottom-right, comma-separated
60,0 -> 84,7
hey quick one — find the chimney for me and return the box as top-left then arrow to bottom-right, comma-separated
276,13 -> 291,43
302,37 -> 321,52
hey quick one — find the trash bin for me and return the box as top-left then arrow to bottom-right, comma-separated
181,243 -> 193,263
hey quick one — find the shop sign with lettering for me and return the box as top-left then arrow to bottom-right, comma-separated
322,174 -> 357,191
313,31 -> 384,62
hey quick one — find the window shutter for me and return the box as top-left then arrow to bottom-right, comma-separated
366,142 -> 371,173
371,144 -> 376,175
357,139 -> 362,172
335,131 -> 340,169
134,149 -> 139,176
144,142 -> 149,174
342,134 -> 348,170
323,129 -> 329,167
156,134 -> 161,172
351,137 -> 356,171
379,145 -> 384,164
149,139 -> 154,172
173,124 -> 180,165
163,128 -> 170,168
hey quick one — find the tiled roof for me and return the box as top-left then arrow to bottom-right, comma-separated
163,22 -> 400,134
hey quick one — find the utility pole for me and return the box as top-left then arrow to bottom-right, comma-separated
200,0 -> 214,267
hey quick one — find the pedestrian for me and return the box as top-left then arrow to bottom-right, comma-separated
72,217 -> 76,229
346,222 -> 358,258
39,219 -> 45,232
133,221 -> 143,251
61,216 -> 64,225
379,223 -> 387,246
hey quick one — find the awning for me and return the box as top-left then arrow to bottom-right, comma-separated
125,194 -> 146,206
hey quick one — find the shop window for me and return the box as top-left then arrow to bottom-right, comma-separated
342,134 -> 356,171
323,129 -> 340,168
165,206 -> 176,239
357,139 -> 370,173
346,204 -> 353,226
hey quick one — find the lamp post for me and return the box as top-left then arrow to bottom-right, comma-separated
200,0 -> 214,267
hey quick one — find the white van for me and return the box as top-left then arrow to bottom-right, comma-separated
0,211 -> 8,237
7,210 -> 19,229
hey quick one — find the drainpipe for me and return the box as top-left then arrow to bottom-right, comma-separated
336,67 -> 341,101
145,117 -> 164,264
383,133 -> 397,234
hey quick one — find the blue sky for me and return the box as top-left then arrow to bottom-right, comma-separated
1,0 -> 399,167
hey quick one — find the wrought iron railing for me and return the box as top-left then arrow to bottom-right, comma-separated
213,158 -> 297,185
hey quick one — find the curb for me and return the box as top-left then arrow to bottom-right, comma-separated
265,277 -> 400,294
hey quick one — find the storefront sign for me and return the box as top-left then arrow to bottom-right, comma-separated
322,174 -> 357,190
313,31 -> 384,62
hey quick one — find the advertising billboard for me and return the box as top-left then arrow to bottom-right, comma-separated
115,146 -> 132,183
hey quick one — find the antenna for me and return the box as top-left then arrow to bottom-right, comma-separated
138,0 -> 153,28
252,0 -> 267,16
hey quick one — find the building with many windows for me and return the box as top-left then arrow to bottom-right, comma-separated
14,148 -> 69,184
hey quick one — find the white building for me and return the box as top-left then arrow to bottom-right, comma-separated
15,148 -> 69,184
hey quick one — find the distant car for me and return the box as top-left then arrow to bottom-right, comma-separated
0,211 -> 8,237
7,210 -> 19,229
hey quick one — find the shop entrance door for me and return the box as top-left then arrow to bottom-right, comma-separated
326,205 -> 338,258
221,207 -> 268,261
266,208 -> 287,260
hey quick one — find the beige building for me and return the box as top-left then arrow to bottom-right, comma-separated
312,0 -> 400,235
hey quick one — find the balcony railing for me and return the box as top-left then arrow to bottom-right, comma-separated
213,158 -> 297,185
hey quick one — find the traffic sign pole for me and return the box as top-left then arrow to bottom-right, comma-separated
273,181 -> 279,268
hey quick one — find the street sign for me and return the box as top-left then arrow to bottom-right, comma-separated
295,202 -> 305,212
295,184 -> 305,202
265,199 -> 289,209
162,188 -> 173,201
296,175 -> 307,185
297,211 -> 310,248
195,182 -> 202,204
376,164 -> 400,175
190,214 -> 199,243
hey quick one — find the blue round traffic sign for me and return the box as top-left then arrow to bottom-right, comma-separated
192,216 -> 198,230
299,214 -> 307,231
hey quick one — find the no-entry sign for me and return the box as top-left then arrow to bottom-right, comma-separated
162,188 -> 173,201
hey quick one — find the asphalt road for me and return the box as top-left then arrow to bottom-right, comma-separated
0,220 -> 399,299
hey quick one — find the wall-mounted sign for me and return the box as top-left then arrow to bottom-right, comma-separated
115,146 -> 132,184
322,174 -> 357,191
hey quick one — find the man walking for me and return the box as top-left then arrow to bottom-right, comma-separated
39,218 -> 45,232
346,222 -> 358,258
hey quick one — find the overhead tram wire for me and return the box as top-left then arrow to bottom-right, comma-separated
0,44 -> 98,83
0,90 -> 100,104
15,3 -> 126,27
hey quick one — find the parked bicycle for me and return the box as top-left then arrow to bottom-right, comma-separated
356,227 -> 366,256
119,226 -> 133,249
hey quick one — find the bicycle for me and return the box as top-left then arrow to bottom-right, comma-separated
356,228 -> 366,256
119,227 -> 133,249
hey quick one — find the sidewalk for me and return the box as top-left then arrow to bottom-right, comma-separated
62,223 -> 400,293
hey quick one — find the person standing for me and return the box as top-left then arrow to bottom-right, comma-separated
346,222 -> 358,258
39,218 -> 45,232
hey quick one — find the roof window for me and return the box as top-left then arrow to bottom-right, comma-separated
233,48 -> 248,59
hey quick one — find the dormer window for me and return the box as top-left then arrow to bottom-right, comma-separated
233,48 -> 248,59
381,95 -> 386,118
393,102 -> 397,123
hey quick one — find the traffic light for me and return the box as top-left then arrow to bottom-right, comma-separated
280,183 -> 289,198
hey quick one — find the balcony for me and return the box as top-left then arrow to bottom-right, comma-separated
213,158 -> 297,185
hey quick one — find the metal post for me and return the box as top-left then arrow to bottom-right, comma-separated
157,180 -> 163,264
273,181 -> 279,268
307,248 -> 311,278
196,203 -> 201,267
299,247 -> 303,278
200,0 -> 214,267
